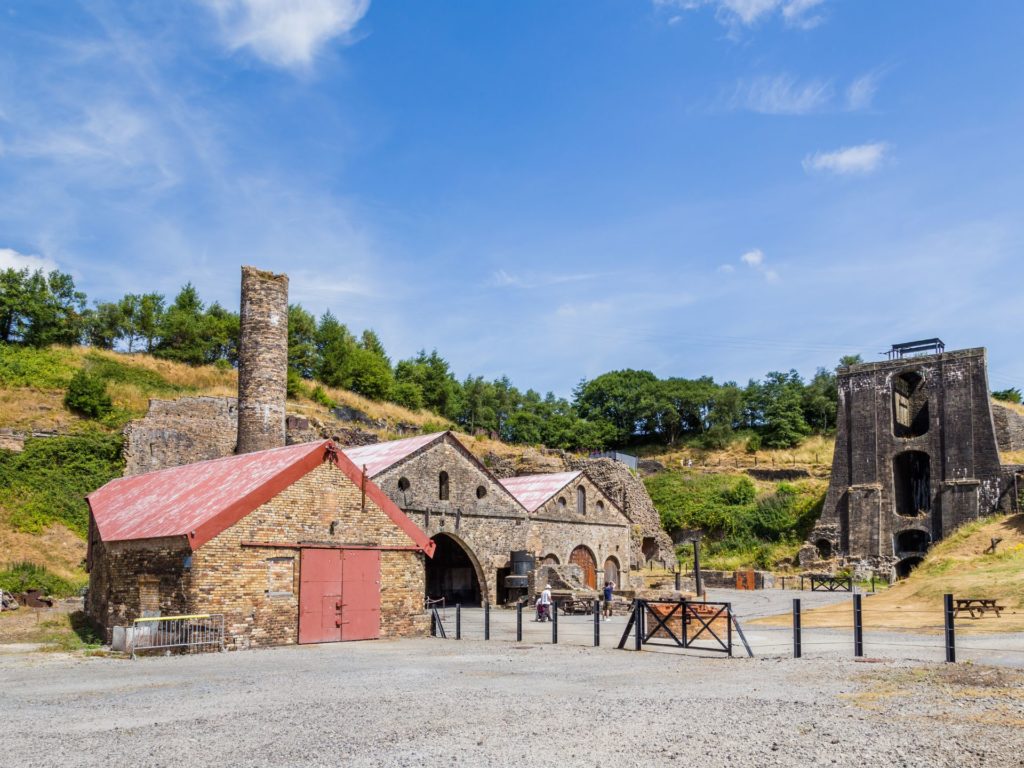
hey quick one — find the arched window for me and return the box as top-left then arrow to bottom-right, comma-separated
596,500 -> 605,513
439,471 -> 449,501
576,486 -> 586,515
476,485 -> 487,499
557,497 -> 567,510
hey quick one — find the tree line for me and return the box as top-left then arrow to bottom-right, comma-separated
3,265 -> 869,450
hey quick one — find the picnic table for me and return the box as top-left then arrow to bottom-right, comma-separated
954,598 -> 1004,619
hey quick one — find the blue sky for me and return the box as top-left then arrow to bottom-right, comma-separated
1,0 -> 1022,397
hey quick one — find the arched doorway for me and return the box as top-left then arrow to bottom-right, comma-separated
603,556 -> 620,587
542,554 -> 560,565
425,534 -> 483,606
570,545 -> 597,589
815,539 -> 832,559
895,529 -> 929,555
895,556 -> 924,579
893,451 -> 931,517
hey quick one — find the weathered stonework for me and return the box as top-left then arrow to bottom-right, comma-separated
807,347 -> 1017,577
87,460 -> 428,646
356,433 -> 632,605
992,401 -> 1024,452
123,397 -> 238,476
237,266 -> 288,454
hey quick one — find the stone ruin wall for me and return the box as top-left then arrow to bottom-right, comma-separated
236,266 -> 289,454
992,401 -> 1024,453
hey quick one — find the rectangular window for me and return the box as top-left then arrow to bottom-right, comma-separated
138,575 -> 160,617
267,557 -> 295,597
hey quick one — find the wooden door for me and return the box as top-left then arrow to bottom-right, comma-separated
570,546 -> 597,590
299,549 -> 343,644
340,549 -> 381,641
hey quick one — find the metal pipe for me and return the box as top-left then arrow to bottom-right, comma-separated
692,539 -> 703,598
634,601 -> 642,651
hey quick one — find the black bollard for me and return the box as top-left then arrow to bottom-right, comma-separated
484,602 -> 490,641
456,603 -> 461,640
793,598 -> 802,658
675,570 -> 681,591
853,593 -> 863,657
552,600 -> 558,644
944,593 -> 956,663
594,599 -> 600,647
516,601 -> 522,642
634,601 -> 642,651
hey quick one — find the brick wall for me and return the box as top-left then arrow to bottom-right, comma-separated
88,460 -> 429,647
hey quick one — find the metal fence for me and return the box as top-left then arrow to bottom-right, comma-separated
130,614 -> 224,659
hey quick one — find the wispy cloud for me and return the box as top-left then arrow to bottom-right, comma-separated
201,0 -> 370,71
0,247 -> 60,273
845,71 -> 880,111
727,74 -> 833,114
487,269 -> 606,289
803,142 -> 889,175
656,0 -> 827,30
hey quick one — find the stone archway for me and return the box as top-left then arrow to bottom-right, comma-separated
426,533 -> 486,606
603,556 -> 620,587
570,545 -> 598,589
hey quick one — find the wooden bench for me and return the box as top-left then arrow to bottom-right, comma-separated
954,598 -> 1005,619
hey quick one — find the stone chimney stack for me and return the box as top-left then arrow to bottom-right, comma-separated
236,266 -> 288,454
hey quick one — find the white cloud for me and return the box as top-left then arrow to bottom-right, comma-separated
737,248 -> 779,281
656,0 -> 827,29
202,0 -> 370,70
846,72 -> 880,111
0,247 -> 60,273
718,264 -> 735,273
740,248 -> 764,267
728,74 -> 833,114
803,142 -> 889,175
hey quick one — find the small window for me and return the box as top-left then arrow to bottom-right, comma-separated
398,477 -> 410,492
596,500 -> 605,513
138,576 -> 159,617
476,485 -> 487,499
439,471 -> 450,501
557,497 -> 567,510
576,486 -> 586,515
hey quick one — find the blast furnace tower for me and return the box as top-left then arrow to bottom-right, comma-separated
236,266 -> 288,454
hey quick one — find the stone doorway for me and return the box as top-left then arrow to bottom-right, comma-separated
426,534 -> 483,606
570,545 -> 597,589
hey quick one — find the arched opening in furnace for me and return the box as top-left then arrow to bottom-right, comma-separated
425,533 -> 482,606
894,451 -> 931,517
895,556 -> 924,579
815,539 -> 833,559
893,370 -> 929,439
896,529 -> 929,555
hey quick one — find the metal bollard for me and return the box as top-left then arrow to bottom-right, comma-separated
552,600 -> 558,644
484,602 -> 490,641
853,593 -> 863,657
793,598 -> 802,658
944,593 -> 956,663
516,601 -> 523,642
456,604 -> 461,640
675,571 -> 681,591
594,599 -> 600,647
634,601 -> 642,651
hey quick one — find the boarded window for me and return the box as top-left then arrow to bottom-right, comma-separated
138,575 -> 160,617
576,486 -> 586,515
267,557 -> 294,597
439,471 -> 450,501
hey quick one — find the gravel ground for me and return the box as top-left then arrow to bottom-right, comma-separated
1,637 -> 1022,767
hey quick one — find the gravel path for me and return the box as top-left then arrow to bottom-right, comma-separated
1,638 -> 1021,767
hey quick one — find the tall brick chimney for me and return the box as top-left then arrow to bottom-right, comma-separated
236,266 -> 288,454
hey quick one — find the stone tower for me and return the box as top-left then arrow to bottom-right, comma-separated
237,266 -> 288,454
805,341 -> 1020,578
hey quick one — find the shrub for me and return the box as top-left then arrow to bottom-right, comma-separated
311,385 -> 336,409
0,562 -> 83,597
745,434 -> 762,453
0,344 -> 78,388
82,352 -> 179,393
63,369 -> 113,418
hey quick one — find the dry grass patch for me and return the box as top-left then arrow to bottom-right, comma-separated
0,514 -> 87,583
0,388 -> 82,432
646,434 -> 835,477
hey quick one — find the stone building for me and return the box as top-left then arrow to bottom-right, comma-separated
343,432 -> 632,606
86,440 -> 434,647
807,342 -> 1022,578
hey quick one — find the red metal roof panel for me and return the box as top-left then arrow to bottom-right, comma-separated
342,432 -> 446,477
499,471 -> 581,513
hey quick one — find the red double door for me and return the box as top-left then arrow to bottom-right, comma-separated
299,549 -> 381,644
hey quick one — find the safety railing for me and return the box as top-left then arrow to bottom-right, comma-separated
130,614 -> 224,659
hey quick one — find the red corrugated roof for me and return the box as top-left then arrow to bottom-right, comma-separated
499,471 -> 581,513
87,440 -> 434,555
342,432 -> 446,477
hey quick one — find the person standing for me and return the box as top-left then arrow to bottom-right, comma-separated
540,584 -> 552,621
603,580 -> 615,620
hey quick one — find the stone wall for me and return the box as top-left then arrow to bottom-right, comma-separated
122,396 -> 239,476
809,347 -> 1008,574
237,266 -> 288,454
992,401 -> 1024,452
87,461 -> 429,647
563,456 -> 675,567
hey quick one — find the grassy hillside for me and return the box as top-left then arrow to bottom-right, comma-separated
759,513 -> 1024,633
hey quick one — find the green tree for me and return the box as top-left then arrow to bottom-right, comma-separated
64,369 -> 113,418
394,350 -> 461,419
85,302 -> 125,349
136,293 -> 165,353
759,370 -> 811,449
801,367 -> 837,434
993,387 -> 1022,404
314,311 -> 356,387
573,369 -> 660,444
155,284 -> 221,365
